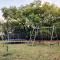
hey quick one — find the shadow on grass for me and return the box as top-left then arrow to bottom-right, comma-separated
3,53 -> 12,57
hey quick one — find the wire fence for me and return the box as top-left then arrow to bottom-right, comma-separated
0,26 -> 60,41
0,26 -> 60,58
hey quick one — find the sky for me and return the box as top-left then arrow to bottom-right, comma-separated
0,0 -> 60,17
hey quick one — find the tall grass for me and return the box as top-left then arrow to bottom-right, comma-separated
0,43 -> 60,60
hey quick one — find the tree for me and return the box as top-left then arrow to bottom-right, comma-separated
1,1 -> 60,40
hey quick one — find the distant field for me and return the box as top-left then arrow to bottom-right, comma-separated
0,42 -> 60,60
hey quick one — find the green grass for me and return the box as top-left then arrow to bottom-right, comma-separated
0,43 -> 60,60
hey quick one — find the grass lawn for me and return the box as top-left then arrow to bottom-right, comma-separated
0,43 -> 60,60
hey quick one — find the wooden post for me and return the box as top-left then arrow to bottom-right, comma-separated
6,45 -> 8,52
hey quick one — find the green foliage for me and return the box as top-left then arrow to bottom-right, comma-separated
1,1 -> 60,39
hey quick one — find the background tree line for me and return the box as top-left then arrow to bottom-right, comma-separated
1,0 -> 60,40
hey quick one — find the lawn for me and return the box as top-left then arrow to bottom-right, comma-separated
0,43 -> 60,60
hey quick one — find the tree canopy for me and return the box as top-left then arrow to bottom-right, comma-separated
1,1 -> 60,40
